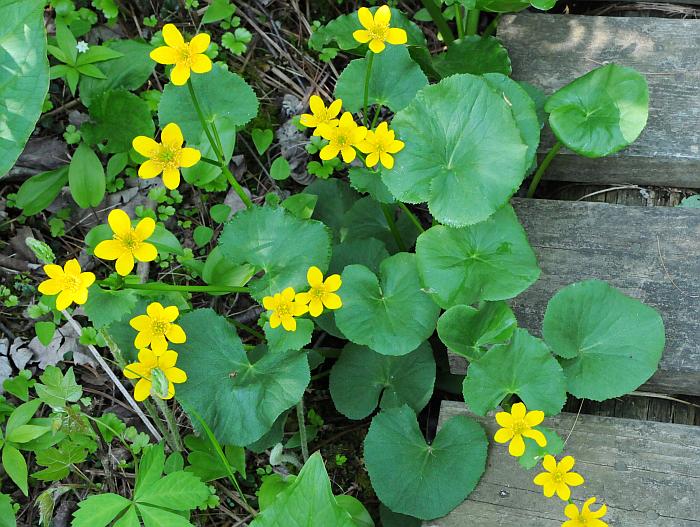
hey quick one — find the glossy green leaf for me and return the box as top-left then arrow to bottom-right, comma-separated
201,246 -> 255,288
0,0 -> 49,178
437,302 -> 517,360
282,193 -> 317,220
184,434 -> 246,482
545,64 -> 649,158
6,424 -> 48,444
518,426 -> 564,470
2,445 -> 28,495
348,166 -> 395,204
219,206 -> 331,300
384,74 -> 529,226
249,452 -> 355,527
329,238 -> 389,276
176,309 -> 310,446
35,321 -> 56,346
71,493 -> 131,527
341,197 -> 420,253
251,128 -> 273,155
329,342 -> 435,419
416,205 -> 540,308
15,167 -> 69,216
364,405 -> 487,520
270,157 -> 291,181
69,143 -> 106,208
379,505 -> 421,527
462,329 -> 567,415
335,495 -> 374,527
335,253 -> 440,356
542,280 -> 665,400
335,45 -> 428,113
264,318 -> 314,354
432,36 -> 511,78
475,0 -> 529,12
83,287 -> 139,329
304,178 -> 360,241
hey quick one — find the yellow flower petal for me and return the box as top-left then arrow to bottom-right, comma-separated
170,63 -> 191,85
533,472 -> 551,486
307,266 -> 324,288
322,292 -> 342,310
147,302 -> 164,318
281,315 -> 296,332
340,145 -> 356,163
309,95 -> 325,116
134,330 -> 153,349
380,152 -> 394,169
165,366 -> 187,384
493,427 -> 514,443
542,454 -> 557,473
524,409 -> 545,427
542,481 -> 557,498
162,168 -> 181,190
387,139 -> 405,154
158,350 -> 178,369
80,272 -> 95,288
133,242 -> 158,263
189,33 -> 210,54
132,136 -> 160,157
38,278 -> 62,296
123,361 -> 150,380
55,290 -> 74,311
94,239 -> 123,261
162,23 -> 184,48
115,252 -> 135,276
150,46 -> 178,65
494,411 -> 513,428
293,302 -> 309,317
179,147 -> 201,168
508,434 -> 526,457
385,27 -> 408,45
327,99 -> 342,118
564,503 -> 580,520
166,324 -> 187,344
130,315 -> 151,331
190,53 -> 212,74
107,209 -> 131,236
357,7 -> 374,30
263,296 -> 276,310
282,287 -> 296,302
353,29 -> 372,44
558,455 -> 576,473
324,274 -> 341,292
64,259 -> 82,276
299,114 -> 319,128
564,472 -> 585,487
366,152 -> 379,167
139,160 -> 163,179
134,217 -> 156,241
320,144 -> 340,161
270,312 -> 281,328
556,482 -> 571,501
374,5 -> 392,26
510,402 -> 527,420
308,298 -> 324,317
161,123 -> 183,147
43,264 -> 64,279
72,287 -> 89,305
162,305 -> 179,322
522,428 -> 548,447
151,335 -> 169,354
134,378 -> 152,401
295,292 -> 311,305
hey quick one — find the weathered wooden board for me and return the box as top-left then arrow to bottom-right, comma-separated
423,401 -> 700,527
497,14 -> 700,187
448,198 -> 700,395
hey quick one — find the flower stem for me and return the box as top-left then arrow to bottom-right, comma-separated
231,319 -> 265,340
420,0 -> 455,45
482,14 -> 502,37
362,52 -> 375,127
381,203 -> 407,252
200,156 -> 220,166
187,79 -> 223,164
109,281 -> 249,294
527,141 -> 563,198
398,202 -> 425,233
296,398 -> 309,462
465,9 -> 481,36
223,166 -> 253,209
455,5 -> 465,39
153,396 -> 183,452
370,103 -> 383,130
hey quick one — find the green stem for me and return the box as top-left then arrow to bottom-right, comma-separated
232,319 -> 265,340
154,397 -> 183,452
455,5 -> 464,39
223,166 -> 253,209
465,9 -> 481,36
362,52 -> 375,127
187,79 -> 223,163
381,203 -> 407,252
527,141 -> 562,198
420,0 -> 455,45
500,394 -> 513,411
482,14 -> 502,37
200,156 -> 220,166
398,202 -> 425,233
296,398 -> 309,463
369,103 -> 383,130
108,282 -> 249,294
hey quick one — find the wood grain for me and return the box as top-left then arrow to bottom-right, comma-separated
423,401 -> 700,527
448,198 -> 700,395
497,14 -> 700,187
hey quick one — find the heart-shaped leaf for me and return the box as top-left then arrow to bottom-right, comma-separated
335,253 -> 440,356
364,405 -> 487,520
329,342 -> 435,419
432,36 -> 511,78
252,128 -> 274,155
384,74 -> 529,226
329,238 -> 389,276
545,63 -> 649,158
542,280 -> 665,400
264,318 -> 314,354
334,45 -> 428,114
175,309 -> 310,446
437,302 -> 517,360
415,205 -> 540,308
218,206 -> 332,300
462,328 -> 567,415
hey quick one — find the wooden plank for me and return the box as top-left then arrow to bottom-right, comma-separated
448,197 -> 700,395
423,401 -> 700,527
497,14 -> 700,187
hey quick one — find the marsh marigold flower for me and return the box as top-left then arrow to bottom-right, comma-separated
132,123 -> 201,190
94,209 -> 158,276
130,302 -> 187,354
150,23 -> 212,85
123,348 -> 187,401
263,287 -> 308,332
317,112 -> 367,163
563,498 -> 608,527
533,455 -> 585,501
38,259 -> 95,311
353,6 -> 407,54
295,266 -> 342,317
358,122 -> 405,169
299,96 -> 342,136
494,402 -> 547,457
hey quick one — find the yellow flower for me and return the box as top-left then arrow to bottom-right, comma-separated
563,497 -> 608,527
262,287 -> 309,332
533,455 -> 585,501
300,96 -> 342,136
317,112 -> 367,163
295,266 -> 342,317
94,209 -> 158,276
38,259 -> 95,311
130,302 -> 187,354
123,348 -> 187,402
494,402 -> 547,457
357,121 -> 405,169
353,5 -> 407,54
132,123 -> 201,190
150,23 -> 212,85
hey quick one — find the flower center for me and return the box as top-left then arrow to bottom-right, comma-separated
62,274 -> 81,293
369,23 -> 389,41
276,302 -> 292,317
158,144 -> 182,169
336,133 -> 351,148
511,419 -> 528,436
118,232 -> 140,251
178,44 -> 195,66
552,470 -> 564,482
151,319 -> 170,336
311,287 -> 325,300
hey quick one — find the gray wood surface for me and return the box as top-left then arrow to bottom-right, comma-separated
448,197 -> 700,395
497,14 -> 700,187
423,401 -> 700,527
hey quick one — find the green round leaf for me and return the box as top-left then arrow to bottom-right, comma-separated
158,66 -> 258,141
270,157 -> 291,181
545,63 -> 649,158
335,45 -> 428,114
175,309 -> 310,446
348,166 -> 395,204
462,328 -> 567,416
437,301 -> 517,360
542,280 -> 665,401
329,238 -> 389,276
264,318 -> 314,354
304,179 -> 360,241
415,205 -> 540,308
218,206 -> 332,299
475,0 -> 530,12
201,246 -> 255,288
432,36 -> 511,78
342,197 -> 420,254
364,405 -> 487,520
0,0 -> 49,178
329,342 -> 435,419
335,253 -> 440,356
384,74 -> 529,226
